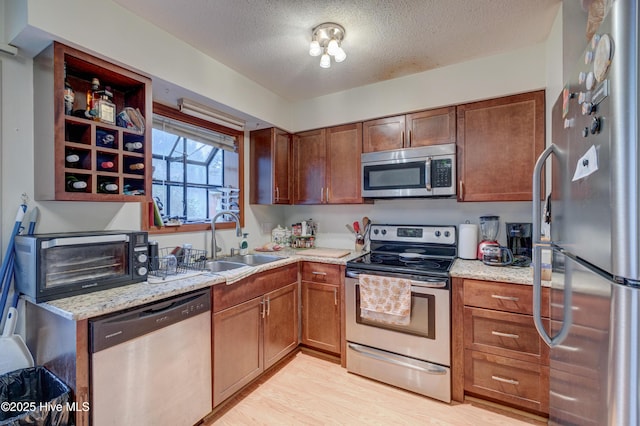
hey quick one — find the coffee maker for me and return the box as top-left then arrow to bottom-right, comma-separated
506,223 -> 532,266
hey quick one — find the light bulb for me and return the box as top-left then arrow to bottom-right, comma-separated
309,40 -> 321,57
334,46 -> 346,63
327,39 -> 340,56
320,52 -> 331,68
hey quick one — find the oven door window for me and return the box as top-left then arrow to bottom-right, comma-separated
355,284 -> 436,339
42,242 -> 128,288
363,161 -> 426,191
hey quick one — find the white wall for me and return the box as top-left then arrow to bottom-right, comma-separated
0,0 -> 563,256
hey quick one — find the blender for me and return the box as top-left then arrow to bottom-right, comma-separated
477,215 -> 500,260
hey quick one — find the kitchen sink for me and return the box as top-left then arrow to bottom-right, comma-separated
206,260 -> 247,272
221,254 -> 284,266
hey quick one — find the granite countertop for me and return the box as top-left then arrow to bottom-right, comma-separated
32,248 -> 366,321
450,258 -> 536,285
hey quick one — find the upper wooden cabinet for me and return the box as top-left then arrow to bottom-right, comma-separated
33,42 -> 152,201
362,106 -> 456,153
250,127 -> 292,204
457,91 -> 545,202
293,123 -> 364,204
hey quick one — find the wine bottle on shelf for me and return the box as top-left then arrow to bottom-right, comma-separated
98,160 -> 115,170
63,63 -> 75,116
128,162 -> 144,171
124,142 -> 143,151
65,151 -> 91,169
96,130 -> 115,148
98,181 -> 118,193
65,153 -> 80,166
86,78 -> 100,118
66,175 -> 88,191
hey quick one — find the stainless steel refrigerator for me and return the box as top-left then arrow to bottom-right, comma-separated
532,1 -> 640,425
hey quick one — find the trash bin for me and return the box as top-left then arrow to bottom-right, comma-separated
0,366 -> 73,426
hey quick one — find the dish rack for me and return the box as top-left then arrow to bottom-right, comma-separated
148,247 -> 208,279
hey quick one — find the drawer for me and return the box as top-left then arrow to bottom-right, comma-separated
301,262 -> 341,283
464,279 -> 549,317
550,320 -> 608,379
464,350 -> 549,414
549,367 -> 603,426
464,307 -> 549,365
213,263 -> 298,312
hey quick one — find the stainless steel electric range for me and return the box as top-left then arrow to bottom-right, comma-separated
345,224 -> 456,403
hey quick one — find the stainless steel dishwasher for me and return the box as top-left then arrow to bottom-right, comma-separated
90,289 -> 212,426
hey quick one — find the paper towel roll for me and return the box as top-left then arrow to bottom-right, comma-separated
458,224 -> 478,259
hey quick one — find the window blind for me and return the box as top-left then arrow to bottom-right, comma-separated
153,115 -> 237,152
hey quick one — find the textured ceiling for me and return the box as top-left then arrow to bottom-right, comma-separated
113,0 -> 560,102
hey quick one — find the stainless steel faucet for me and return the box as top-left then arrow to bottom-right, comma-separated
211,210 -> 242,260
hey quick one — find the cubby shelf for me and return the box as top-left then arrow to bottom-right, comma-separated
34,42 -> 152,201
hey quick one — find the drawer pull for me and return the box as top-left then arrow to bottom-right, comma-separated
491,331 -> 520,339
491,294 -> 519,302
550,390 -> 578,402
491,375 -> 519,386
557,344 -> 580,352
334,287 -> 338,305
312,271 -> 327,276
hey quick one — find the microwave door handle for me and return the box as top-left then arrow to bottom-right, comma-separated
41,234 -> 129,249
425,157 -> 432,191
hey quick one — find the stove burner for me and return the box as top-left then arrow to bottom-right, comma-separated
407,260 -> 442,269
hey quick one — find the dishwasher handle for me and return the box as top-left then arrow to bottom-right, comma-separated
91,289 -> 211,353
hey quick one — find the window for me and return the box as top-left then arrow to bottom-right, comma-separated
146,103 -> 244,233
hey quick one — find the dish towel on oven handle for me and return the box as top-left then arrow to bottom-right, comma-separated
358,274 -> 411,325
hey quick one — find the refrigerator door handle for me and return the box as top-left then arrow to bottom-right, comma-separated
532,144 -> 571,347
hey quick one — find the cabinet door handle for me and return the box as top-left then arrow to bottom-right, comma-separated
459,181 -> 464,199
275,186 -> 279,201
325,187 -> 329,203
320,187 -> 324,203
491,375 -> 519,386
260,300 -> 265,319
401,131 -> 405,147
334,287 -> 338,305
408,130 -> 412,146
491,294 -> 519,302
491,331 -> 520,339
266,296 -> 271,316
312,271 -> 327,281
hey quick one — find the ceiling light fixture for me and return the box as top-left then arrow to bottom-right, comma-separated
178,98 -> 245,131
309,22 -> 346,68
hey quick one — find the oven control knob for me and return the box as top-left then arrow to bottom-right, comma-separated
373,229 -> 379,235
381,229 -> 387,235
137,266 -> 148,276
137,253 -> 148,263
435,231 -> 441,237
444,231 -> 451,237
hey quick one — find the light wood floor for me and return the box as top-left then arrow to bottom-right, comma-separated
204,352 -> 547,425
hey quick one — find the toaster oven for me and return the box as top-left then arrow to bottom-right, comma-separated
14,230 -> 148,303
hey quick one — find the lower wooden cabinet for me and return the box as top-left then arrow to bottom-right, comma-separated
452,277 -> 550,415
300,262 -> 343,356
212,265 -> 298,406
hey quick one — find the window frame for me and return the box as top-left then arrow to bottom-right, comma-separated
144,102 -> 244,234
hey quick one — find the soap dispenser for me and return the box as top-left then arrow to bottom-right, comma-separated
239,233 -> 249,255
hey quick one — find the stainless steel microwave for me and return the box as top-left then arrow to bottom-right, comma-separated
361,144 -> 456,198
14,230 -> 149,303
